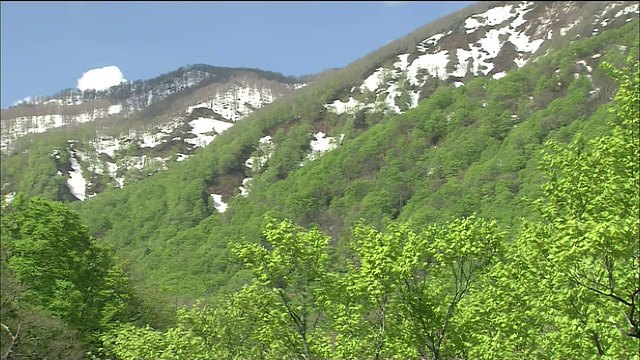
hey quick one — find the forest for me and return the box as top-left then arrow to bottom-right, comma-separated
1,13 -> 639,360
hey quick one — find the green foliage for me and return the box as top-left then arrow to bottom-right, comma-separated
99,51 -> 640,360
102,284 -> 272,360
232,218 -> 331,359
464,58 -> 640,359
1,264 -> 86,360
0,194 -> 141,349
2,13 -> 638,359
528,58 -> 639,354
102,214 -> 503,359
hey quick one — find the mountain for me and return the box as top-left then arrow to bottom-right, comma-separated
2,1 -> 637,203
56,0 -> 636,292
1,1 -> 638,358
1,65 -> 306,199
2,0 -> 637,279
325,0 -> 638,113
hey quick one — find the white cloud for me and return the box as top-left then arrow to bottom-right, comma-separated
77,65 -> 127,91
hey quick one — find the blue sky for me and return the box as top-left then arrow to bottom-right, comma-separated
1,1 -> 474,108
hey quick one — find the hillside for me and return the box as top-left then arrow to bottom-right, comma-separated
1,1 -> 639,359
61,0 -> 638,296
1,65 -> 305,200
2,1 -> 638,203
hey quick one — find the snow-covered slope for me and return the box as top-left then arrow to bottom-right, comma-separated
326,1 -> 639,115
1,1 -> 637,203
1,65 -> 302,153
1,67 -> 304,200
51,77 -> 301,200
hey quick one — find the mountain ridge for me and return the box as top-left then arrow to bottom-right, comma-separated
2,0 -> 637,206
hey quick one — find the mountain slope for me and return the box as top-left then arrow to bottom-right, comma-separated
52,2 -> 638,299
1,65 -> 305,200
325,0 -> 638,114
1,1 -> 638,297
2,1 -> 637,204
2,2 -> 638,358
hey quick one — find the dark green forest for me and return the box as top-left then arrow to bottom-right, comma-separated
1,13 -> 639,360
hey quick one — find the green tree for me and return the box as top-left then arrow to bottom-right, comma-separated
1,259 -> 86,360
102,284 -> 272,360
465,59 -> 639,358
327,216 -> 502,359
399,215 -> 503,359
232,218 -> 331,359
329,221 -> 411,359
525,59 -> 639,354
1,194 -> 139,346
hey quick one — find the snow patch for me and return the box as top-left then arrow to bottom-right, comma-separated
211,194 -> 227,213
599,2 -> 618,18
577,60 -> 592,72
140,133 -> 162,148
108,104 -> 122,115
321,2 -> 547,117
465,4 -> 515,34
560,18 -> 581,37
615,3 -> 639,18
244,135 -> 275,172
493,71 -> 507,80
417,32 -> 450,52
456,3 -> 538,77
176,153 -> 189,162
2,192 -> 15,206
185,117 -> 234,148
92,137 -> 122,158
407,50 -> 449,86
452,49 -> 472,77
382,82 -> 403,114
239,178 -> 252,197
13,96 -> 32,106
326,97 -> 367,115
186,85 -> 276,122
67,150 -> 87,201
2,107 -> 130,152
408,90 -> 420,108
461,3 -> 540,77
395,54 -> 410,71
305,133 -> 345,163
509,31 -> 544,53
105,162 -> 118,179
361,67 -> 387,92
44,99 -> 63,106
514,57 -> 528,68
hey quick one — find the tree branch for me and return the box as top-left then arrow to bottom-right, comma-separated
1,321 -> 20,360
